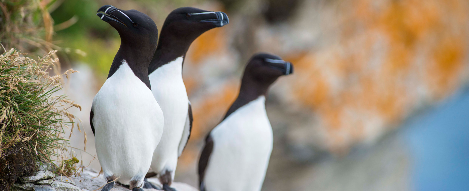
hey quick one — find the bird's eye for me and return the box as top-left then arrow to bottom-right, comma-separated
186,13 -> 191,17
133,23 -> 138,27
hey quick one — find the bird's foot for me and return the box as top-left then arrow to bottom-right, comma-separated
101,181 -> 115,191
163,184 -> 177,191
143,178 -> 161,189
132,187 -> 144,191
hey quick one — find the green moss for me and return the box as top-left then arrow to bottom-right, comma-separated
58,157 -> 79,176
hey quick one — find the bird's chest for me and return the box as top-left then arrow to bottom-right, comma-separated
232,113 -> 273,150
215,98 -> 273,153
148,59 -> 188,119
92,62 -> 159,132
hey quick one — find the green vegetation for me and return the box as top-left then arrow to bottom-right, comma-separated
1,0 -> 207,80
0,49 -> 80,189
50,0 -> 120,80
49,0 -> 206,79
59,156 -> 80,176
0,0 -> 57,55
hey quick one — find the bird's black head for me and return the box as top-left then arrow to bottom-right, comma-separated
158,7 -> 229,51
148,7 -> 229,73
97,5 -> 158,49
97,5 -> 158,88
243,53 -> 294,87
222,53 -> 293,119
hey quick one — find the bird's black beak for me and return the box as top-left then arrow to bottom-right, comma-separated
265,58 -> 294,75
96,5 -> 133,28
189,11 -> 229,27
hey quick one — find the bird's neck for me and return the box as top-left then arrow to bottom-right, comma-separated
149,46 -> 187,74
223,81 -> 269,120
149,33 -> 193,74
108,43 -> 152,89
149,56 -> 184,80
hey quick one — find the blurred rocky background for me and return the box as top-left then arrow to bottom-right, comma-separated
2,0 -> 469,190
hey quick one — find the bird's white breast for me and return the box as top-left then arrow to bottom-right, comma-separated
92,61 -> 164,184
204,96 -> 273,191
148,57 -> 189,172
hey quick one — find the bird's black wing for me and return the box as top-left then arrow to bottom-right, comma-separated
198,134 -> 214,191
178,102 -> 193,156
90,108 -> 95,136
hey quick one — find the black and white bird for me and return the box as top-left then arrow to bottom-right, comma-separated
146,7 -> 229,191
91,5 -> 163,191
198,53 -> 294,191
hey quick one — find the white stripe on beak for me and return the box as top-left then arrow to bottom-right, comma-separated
219,13 -> 223,26
188,12 -> 216,15
265,58 -> 286,64
117,10 -> 134,23
105,6 -> 112,14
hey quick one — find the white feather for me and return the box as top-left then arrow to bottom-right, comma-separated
92,61 -> 164,185
204,96 -> 273,191
149,57 -> 189,177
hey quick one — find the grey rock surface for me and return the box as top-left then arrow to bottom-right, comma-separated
146,178 -> 198,191
70,168 -> 106,190
70,167 -> 197,191
51,181 -> 80,191
21,171 -> 56,183
13,183 -> 35,190
54,176 -> 76,186
33,185 -> 55,191
13,166 -> 83,191
38,163 -> 55,172
36,179 -> 54,185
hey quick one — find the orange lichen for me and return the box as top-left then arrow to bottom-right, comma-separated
426,36 -> 466,99
287,0 -> 469,153
182,76 -> 199,96
186,22 -> 228,65
190,81 -> 239,140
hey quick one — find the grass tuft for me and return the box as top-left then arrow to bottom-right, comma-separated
0,48 -> 80,189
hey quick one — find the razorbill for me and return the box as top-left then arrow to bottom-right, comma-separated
91,5 -> 163,191
198,53 -> 294,191
146,7 -> 229,191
